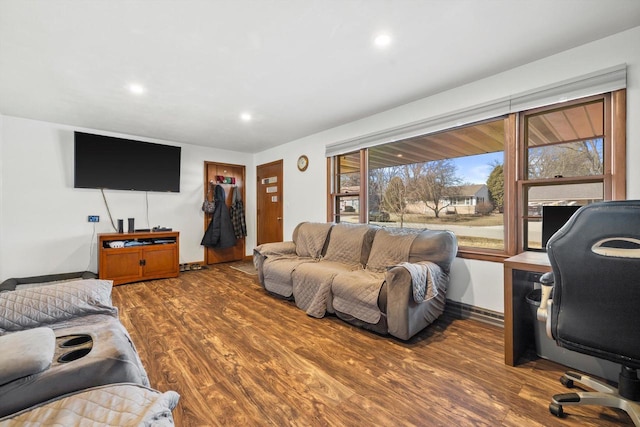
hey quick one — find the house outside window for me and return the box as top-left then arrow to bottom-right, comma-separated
363,117 -> 507,252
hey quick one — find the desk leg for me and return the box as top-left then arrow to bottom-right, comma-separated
505,268 -> 537,366
504,266 -> 515,366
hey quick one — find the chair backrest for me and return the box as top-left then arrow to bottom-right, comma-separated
546,200 -> 640,368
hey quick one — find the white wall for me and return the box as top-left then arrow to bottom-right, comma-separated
255,26 -> 640,314
0,117 -> 254,280
0,115 -> 3,280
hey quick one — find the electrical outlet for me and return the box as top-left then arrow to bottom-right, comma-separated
88,215 -> 100,223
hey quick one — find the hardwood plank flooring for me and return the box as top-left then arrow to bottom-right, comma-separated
111,263 -> 633,426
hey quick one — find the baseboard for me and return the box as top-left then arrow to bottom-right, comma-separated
444,299 -> 504,327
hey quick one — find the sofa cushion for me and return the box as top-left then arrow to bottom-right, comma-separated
293,222 -> 333,258
332,270 -> 387,324
323,223 -> 373,266
292,260 -> 356,318
0,327 -> 55,386
366,227 -> 421,272
263,257 -> 315,298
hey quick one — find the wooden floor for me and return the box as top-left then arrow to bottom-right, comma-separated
111,263 -> 633,426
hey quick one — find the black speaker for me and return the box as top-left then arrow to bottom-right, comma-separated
128,218 -> 135,233
117,219 -> 124,233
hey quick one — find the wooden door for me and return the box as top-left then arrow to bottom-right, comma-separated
204,161 -> 246,264
256,160 -> 283,245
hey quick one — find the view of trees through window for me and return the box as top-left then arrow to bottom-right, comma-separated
522,98 -> 606,250
367,118 -> 507,250
329,92 -> 623,256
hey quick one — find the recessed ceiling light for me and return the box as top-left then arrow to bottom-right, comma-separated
240,112 -> 252,122
128,83 -> 146,95
373,33 -> 392,48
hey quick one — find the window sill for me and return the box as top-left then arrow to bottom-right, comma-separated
456,248 -> 511,263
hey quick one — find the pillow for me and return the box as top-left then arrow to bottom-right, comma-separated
294,222 -> 333,258
323,223 -> 371,265
366,228 -> 420,272
0,279 -> 117,333
0,327 -> 55,385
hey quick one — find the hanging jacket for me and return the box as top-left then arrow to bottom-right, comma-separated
230,186 -> 247,239
201,185 -> 237,249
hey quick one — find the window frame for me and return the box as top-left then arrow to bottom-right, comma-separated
517,92 -> 626,252
328,150 -> 368,224
327,90 -> 625,262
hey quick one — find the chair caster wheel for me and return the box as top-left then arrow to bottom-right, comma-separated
549,403 -> 564,418
560,376 -> 574,388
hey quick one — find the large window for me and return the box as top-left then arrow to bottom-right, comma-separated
519,95 -> 618,251
365,117 -> 507,251
328,90 -> 626,259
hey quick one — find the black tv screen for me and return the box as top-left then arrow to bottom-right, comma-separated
74,132 -> 181,192
542,205 -> 581,249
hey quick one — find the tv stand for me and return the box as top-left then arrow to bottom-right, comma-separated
98,231 -> 179,285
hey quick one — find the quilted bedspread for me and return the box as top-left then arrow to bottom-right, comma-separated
0,279 -> 117,334
0,383 -> 179,426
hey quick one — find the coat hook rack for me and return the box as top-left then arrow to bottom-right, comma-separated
214,175 -> 236,184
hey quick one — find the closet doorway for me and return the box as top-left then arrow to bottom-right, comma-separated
203,161 -> 246,264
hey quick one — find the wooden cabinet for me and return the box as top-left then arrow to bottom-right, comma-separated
98,231 -> 179,285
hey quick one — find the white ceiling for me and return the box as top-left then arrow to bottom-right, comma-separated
1,1 -> 639,153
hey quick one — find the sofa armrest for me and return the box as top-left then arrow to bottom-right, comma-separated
254,241 -> 297,257
0,271 -> 98,292
253,241 -> 297,286
384,263 -> 448,340
0,327 -> 56,385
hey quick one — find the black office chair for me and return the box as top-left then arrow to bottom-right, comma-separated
538,200 -> 640,425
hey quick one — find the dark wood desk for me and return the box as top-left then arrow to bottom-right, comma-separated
504,251 -> 551,366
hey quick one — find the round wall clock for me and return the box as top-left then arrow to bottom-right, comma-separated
297,155 -> 309,172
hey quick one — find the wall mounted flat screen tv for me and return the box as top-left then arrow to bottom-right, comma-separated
542,205 -> 582,249
74,132 -> 181,192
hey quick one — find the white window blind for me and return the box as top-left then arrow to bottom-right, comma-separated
325,64 -> 626,158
